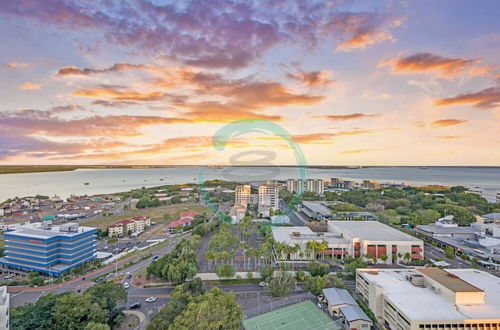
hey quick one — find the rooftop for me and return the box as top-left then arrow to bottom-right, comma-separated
328,221 -> 421,242
301,201 -> 332,216
322,287 -> 357,307
358,268 -> 500,321
5,223 -> 96,240
340,305 -> 371,322
483,213 -> 500,220
272,226 -> 316,245
416,224 -> 480,235
417,267 -> 483,293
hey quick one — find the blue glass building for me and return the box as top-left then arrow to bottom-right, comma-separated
0,223 -> 97,276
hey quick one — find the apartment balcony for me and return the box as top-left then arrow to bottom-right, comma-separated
354,242 -> 361,250
411,246 -> 423,252
411,253 -> 422,259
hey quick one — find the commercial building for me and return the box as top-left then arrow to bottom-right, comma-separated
108,216 -> 151,238
0,223 -> 97,276
305,179 -> 325,195
361,180 -> 381,190
287,179 -> 304,194
333,212 -> 377,221
235,185 -> 252,207
0,286 -> 8,330
356,267 -> 500,330
321,287 -> 372,330
328,221 -> 424,263
299,201 -> 333,221
258,185 -> 279,210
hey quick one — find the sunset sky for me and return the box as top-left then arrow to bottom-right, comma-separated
1,0 -> 499,166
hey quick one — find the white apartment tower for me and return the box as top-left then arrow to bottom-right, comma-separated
235,185 -> 252,207
258,185 -> 279,210
305,179 -> 324,195
287,179 -> 304,194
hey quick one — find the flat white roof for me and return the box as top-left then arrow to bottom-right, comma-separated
6,224 -> 96,239
329,221 -> 420,242
271,226 -> 316,245
359,268 -> 500,321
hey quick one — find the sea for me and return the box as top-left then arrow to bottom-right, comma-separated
0,166 -> 499,203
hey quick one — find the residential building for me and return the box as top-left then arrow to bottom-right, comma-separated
361,180 -> 380,190
107,216 -> 151,238
230,205 -> 246,224
330,178 -> 343,188
321,288 -> 372,330
299,201 -> 332,221
356,267 -> 500,330
0,286 -> 8,330
342,180 -> 355,189
305,179 -> 325,195
0,223 -> 97,276
287,179 -> 304,194
168,212 -> 199,233
328,221 -> 424,263
235,185 -> 252,207
258,185 -> 279,210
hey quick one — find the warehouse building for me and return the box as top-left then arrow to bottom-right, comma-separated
0,223 -> 97,276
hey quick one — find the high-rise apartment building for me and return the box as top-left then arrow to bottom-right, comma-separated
305,179 -> 324,195
287,179 -> 304,194
258,185 -> 279,210
235,185 -> 252,207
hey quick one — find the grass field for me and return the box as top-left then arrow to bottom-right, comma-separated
81,204 -> 210,230
243,301 -> 339,330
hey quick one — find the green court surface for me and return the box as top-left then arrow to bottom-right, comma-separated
243,300 -> 340,330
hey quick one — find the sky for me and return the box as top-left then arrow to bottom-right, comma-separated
0,0 -> 499,166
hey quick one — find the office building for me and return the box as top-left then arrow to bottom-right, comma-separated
356,267 -> 500,330
328,221 -> 424,263
305,179 -> 325,195
0,286 -> 8,330
0,223 -> 97,276
258,185 -> 279,210
287,179 -> 304,194
235,185 -> 252,207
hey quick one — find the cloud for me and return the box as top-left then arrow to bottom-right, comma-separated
92,100 -> 138,108
379,53 -> 487,78
287,70 -> 334,86
72,86 -> 167,101
430,119 -> 469,127
435,136 -> 463,140
56,63 -> 151,77
318,113 -> 381,121
340,148 -> 382,154
323,13 -> 402,51
0,1 -> 401,69
434,86 -> 500,109
0,109 -> 187,138
4,62 -> 29,68
18,82 -> 42,90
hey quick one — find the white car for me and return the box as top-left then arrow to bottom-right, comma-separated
123,283 -> 130,289
145,297 -> 157,303
259,281 -> 267,287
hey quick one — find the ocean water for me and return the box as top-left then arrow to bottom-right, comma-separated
0,166 -> 499,202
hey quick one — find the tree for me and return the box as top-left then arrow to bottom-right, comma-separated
169,288 -> 243,330
303,275 -> 345,296
148,278 -> 205,330
28,272 -> 45,287
10,292 -> 60,330
444,247 -> 455,259
308,261 -> 330,277
266,272 -> 296,297
52,294 -> 109,330
85,282 -> 127,326
84,323 -> 110,330
216,264 -> 236,278
259,264 -> 274,280
379,254 -> 388,263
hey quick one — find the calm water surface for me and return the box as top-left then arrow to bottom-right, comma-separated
0,166 -> 499,202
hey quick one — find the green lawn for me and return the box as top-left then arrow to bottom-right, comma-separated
81,203 -> 210,230
243,300 -> 339,330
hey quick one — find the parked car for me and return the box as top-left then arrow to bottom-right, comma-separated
106,273 -> 114,279
4,274 -> 14,280
126,274 -> 133,279
129,303 -> 141,309
152,255 -> 159,260
145,297 -> 157,303
123,283 -> 130,289
259,281 -> 267,287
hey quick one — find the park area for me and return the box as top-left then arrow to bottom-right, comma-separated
243,300 -> 340,330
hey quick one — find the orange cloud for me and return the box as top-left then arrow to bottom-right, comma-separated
379,53 -> 483,78
56,63 -> 151,76
430,119 -> 468,127
4,62 -> 29,68
19,82 -> 42,90
72,86 -> 166,101
318,113 -> 380,121
287,70 -> 334,86
435,136 -> 463,140
340,148 -> 381,154
434,87 -> 500,109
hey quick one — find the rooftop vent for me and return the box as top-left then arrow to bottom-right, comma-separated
410,274 -> 425,287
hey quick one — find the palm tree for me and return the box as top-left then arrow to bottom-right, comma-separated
404,252 -> 411,264
319,241 -> 329,262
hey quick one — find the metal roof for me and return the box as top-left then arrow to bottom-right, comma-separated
340,305 -> 371,322
322,288 -> 357,307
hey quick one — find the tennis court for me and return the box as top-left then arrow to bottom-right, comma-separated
243,300 -> 340,330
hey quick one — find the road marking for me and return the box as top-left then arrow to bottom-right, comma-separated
9,291 -> 24,298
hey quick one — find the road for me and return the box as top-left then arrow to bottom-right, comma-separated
423,242 -> 471,268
